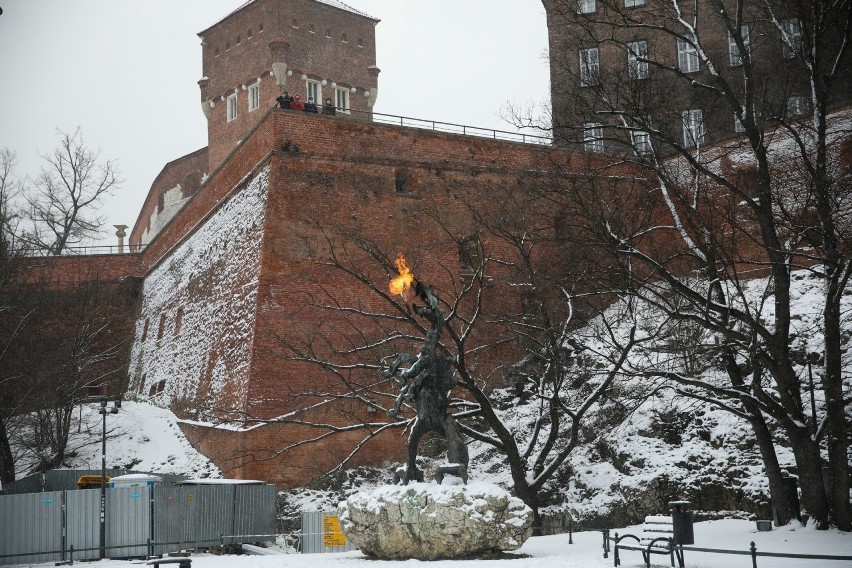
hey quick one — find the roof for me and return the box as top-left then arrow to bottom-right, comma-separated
199,0 -> 378,35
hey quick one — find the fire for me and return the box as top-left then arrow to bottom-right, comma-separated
389,254 -> 415,297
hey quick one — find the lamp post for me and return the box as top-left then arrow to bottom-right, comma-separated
98,399 -> 121,560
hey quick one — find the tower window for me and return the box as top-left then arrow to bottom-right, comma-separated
677,37 -> 699,72
781,19 -> 802,58
248,82 -> 261,111
357,38 -> 363,47
627,41 -> 648,79
583,123 -> 605,153
728,26 -> 750,66
306,79 -> 321,104
577,0 -> 596,13
335,87 -> 350,113
309,24 -> 315,34
227,93 -> 238,122
682,109 -> 705,147
292,19 -> 299,28
342,34 -> 348,43
579,47 -> 600,87
174,307 -> 184,336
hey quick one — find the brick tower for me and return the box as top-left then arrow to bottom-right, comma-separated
197,0 -> 381,171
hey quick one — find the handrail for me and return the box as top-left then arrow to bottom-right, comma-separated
17,244 -> 146,258
289,105 -> 553,145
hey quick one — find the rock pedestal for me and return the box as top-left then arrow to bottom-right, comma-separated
339,482 -> 533,560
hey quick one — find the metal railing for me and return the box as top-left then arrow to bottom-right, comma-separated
284,105 -> 553,145
17,244 -> 146,258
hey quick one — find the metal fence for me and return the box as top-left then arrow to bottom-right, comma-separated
300,511 -> 357,553
0,484 -> 276,564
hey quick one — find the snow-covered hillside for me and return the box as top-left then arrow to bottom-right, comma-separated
10,401 -> 220,480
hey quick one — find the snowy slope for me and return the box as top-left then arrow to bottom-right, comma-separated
10,401 -> 220,479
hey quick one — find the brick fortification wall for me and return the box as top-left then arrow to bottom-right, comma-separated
129,109 -> 630,484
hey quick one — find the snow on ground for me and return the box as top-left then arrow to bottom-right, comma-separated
6,520 -> 851,568
11,401 -> 221,479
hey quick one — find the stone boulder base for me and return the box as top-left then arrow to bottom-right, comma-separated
339,482 -> 533,560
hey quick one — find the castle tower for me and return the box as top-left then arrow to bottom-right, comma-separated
198,0 -> 380,171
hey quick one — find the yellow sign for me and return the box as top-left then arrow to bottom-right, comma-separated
323,515 -> 347,547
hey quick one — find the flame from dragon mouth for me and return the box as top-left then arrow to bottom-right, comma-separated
389,254 -> 414,297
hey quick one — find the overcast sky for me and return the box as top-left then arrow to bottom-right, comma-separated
0,1 -> 550,247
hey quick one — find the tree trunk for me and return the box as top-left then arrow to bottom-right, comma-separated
822,297 -> 851,530
748,411 -> 793,526
787,427 -> 830,528
0,418 -> 15,486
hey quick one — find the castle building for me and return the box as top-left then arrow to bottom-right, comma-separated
543,0 -> 852,152
130,0 -> 380,248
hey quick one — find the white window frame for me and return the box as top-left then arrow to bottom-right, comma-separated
627,41 -> 649,79
677,37 -> 699,73
306,79 -> 321,105
728,26 -> 750,66
624,0 -> 645,6
781,18 -> 802,58
787,95 -> 808,116
631,130 -> 652,155
226,93 -> 238,122
583,122 -> 605,153
579,47 -> 600,87
335,87 -> 350,114
248,82 -> 260,112
577,0 -> 596,14
682,109 -> 705,147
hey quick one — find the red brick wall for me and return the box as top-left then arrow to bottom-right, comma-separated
12,253 -> 145,287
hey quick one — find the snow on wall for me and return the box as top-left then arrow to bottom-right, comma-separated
128,166 -> 269,419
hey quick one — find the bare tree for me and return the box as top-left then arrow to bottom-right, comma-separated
538,0 -> 851,529
22,128 -> 121,255
208,182 -> 647,531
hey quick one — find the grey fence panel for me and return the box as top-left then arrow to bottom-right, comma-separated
231,484 -> 276,544
65,489 -> 100,560
191,485 -> 233,548
106,486 -> 150,558
1,472 -> 45,495
300,511 -> 356,554
0,491 -> 63,565
153,486 -> 190,554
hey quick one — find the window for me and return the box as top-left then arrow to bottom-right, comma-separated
787,95 -> 808,116
342,33 -> 348,43
583,123 -> 605,153
579,47 -> 600,87
734,114 -> 745,133
292,18 -> 299,28
624,0 -> 644,6
306,79 -> 321,104
677,37 -> 699,73
631,130 -> 652,155
227,93 -> 238,121
577,0 -> 596,13
781,19 -> 802,58
248,82 -> 260,111
309,24 -> 315,34
728,26 -> 750,66
141,318 -> 149,342
682,109 -> 705,147
627,41 -> 648,79
335,87 -> 350,113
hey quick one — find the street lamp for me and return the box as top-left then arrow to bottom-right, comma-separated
98,399 -> 121,560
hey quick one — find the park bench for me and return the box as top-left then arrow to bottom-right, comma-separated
613,515 -> 685,568
146,557 -> 191,568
